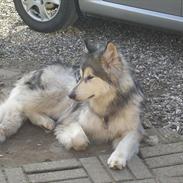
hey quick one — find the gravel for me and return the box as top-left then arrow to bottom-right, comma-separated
0,1 -> 183,133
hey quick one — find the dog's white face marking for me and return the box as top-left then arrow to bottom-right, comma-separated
72,67 -> 112,101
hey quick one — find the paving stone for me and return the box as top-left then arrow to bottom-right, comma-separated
99,154 -> 134,181
140,142 -> 183,158
153,164 -> 183,177
156,128 -> 183,143
23,159 -> 81,173
127,155 -> 152,179
158,177 -> 183,183
122,179 -> 156,183
145,152 -> 183,168
53,178 -> 91,183
0,170 -> 6,183
80,157 -> 112,183
27,168 -> 87,183
5,168 -> 27,183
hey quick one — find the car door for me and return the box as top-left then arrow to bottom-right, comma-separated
106,0 -> 182,16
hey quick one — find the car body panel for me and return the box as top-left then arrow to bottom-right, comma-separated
78,0 -> 183,31
105,0 -> 182,16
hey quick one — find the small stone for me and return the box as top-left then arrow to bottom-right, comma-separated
170,124 -> 177,130
0,82 -> 4,87
178,128 -> 183,135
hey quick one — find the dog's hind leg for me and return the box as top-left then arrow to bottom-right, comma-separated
26,112 -> 55,131
0,99 -> 25,143
108,130 -> 142,170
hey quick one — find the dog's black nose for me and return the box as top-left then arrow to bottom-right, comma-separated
69,92 -> 76,100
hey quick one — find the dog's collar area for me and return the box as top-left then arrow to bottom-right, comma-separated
89,105 -> 109,129
88,87 -> 138,129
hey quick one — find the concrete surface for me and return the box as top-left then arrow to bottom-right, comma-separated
1,142 -> 183,182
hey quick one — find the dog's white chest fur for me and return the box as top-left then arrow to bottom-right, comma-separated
78,106 -> 136,141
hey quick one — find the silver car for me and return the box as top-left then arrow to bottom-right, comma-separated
13,0 -> 183,32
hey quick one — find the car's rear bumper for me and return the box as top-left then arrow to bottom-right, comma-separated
79,0 -> 183,32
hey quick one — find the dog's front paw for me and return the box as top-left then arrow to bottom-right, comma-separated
42,121 -> 55,131
0,127 -> 6,143
56,130 -> 89,151
56,123 -> 89,151
72,137 -> 89,151
107,152 -> 127,170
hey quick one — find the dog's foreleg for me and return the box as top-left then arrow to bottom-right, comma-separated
0,100 -> 25,143
108,130 -> 141,170
26,112 -> 55,131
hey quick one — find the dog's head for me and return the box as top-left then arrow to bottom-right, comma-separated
69,40 -> 126,101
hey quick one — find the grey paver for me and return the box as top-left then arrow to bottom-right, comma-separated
27,168 -> 87,183
145,152 -> 183,168
23,159 -> 81,173
0,170 -> 6,183
156,128 -> 183,143
159,177 -> 183,183
80,157 -> 112,183
53,178 -> 91,183
140,142 -> 183,158
153,164 -> 183,177
3,147 -> 183,183
99,154 -> 133,181
122,179 -> 156,183
5,168 -> 27,183
127,155 -> 152,179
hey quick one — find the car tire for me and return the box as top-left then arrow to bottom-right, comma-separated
13,0 -> 78,33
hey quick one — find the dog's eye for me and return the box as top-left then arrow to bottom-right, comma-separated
84,75 -> 94,82
86,75 -> 94,80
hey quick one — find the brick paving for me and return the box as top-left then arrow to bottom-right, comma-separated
0,142 -> 183,183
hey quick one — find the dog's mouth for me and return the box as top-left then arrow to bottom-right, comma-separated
88,95 -> 95,99
71,94 -> 95,102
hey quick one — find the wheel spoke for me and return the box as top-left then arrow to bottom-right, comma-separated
44,0 -> 60,6
23,0 -> 36,11
38,4 -> 50,20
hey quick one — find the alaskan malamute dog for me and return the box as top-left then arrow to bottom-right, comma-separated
0,41 -> 144,169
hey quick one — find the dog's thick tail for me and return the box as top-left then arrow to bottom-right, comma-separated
0,98 -> 25,143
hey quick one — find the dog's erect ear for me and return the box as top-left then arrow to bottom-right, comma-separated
102,42 -> 122,69
102,42 -> 123,84
84,40 -> 101,53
